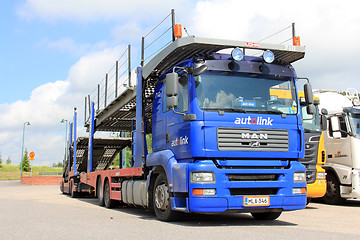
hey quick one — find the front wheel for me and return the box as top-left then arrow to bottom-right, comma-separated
322,173 -> 345,205
251,211 -> 282,220
153,173 -> 180,222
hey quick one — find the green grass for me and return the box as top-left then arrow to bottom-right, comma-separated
0,164 -> 62,180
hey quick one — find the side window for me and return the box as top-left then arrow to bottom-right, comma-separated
339,116 -> 348,137
163,74 -> 188,112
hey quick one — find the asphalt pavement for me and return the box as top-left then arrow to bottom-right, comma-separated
1,181 -> 360,240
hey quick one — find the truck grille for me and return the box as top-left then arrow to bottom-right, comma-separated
217,128 -> 288,152
301,134 -> 320,184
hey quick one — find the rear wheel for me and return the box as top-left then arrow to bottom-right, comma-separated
153,173 -> 180,222
97,178 -> 104,206
323,173 -> 345,205
104,180 -> 116,208
251,211 -> 282,220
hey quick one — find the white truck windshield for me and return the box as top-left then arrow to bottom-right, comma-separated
349,112 -> 360,136
195,71 -> 298,114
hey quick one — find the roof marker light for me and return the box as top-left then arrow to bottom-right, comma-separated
231,48 -> 244,61
263,50 -> 275,63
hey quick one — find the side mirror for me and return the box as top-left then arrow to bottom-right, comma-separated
330,117 -> 341,139
191,65 -> 208,77
320,115 -> 327,131
306,104 -> 316,115
165,72 -> 179,97
321,108 -> 328,115
165,72 -> 179,110
166,96 -> 178,109
304,83 -> 314,105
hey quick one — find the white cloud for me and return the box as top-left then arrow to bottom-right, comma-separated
0,45 -> 125,165
111,22 -> 144,43
190,0 -> 360,92
38,38 -> 110,57
16,0 -> 190,22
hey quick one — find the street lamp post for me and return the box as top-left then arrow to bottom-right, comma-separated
20,121 -> 31,178
61,119 -> 68,168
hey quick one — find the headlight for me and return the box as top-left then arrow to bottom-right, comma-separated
317,172 -> 326,180
191,172 -> 215,183
263,50 -> 275,63
293,172 -> 306,182
231,47 -> 244,61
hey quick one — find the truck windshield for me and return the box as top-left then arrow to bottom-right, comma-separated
195,71 -> 297,114
301,105 -> 321,132
349,112 -> 360,136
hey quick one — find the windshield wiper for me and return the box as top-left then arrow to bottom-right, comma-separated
202,107 -> 247,113
249,109 -> 283,115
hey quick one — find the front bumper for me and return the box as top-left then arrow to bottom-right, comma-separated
178,159 -> 307,213
307,179 -> 327,198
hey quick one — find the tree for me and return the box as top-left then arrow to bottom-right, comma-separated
6,157 -> 11,165
0,152 -> 2,168
20,149 -> 31,172
52,162 -> 63,168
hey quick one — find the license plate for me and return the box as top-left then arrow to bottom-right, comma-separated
243,196 -> 270,207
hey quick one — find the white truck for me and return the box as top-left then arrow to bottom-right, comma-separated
313,88 -> 360,204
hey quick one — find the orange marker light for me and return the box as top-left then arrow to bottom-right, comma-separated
174,24 -> 182,39
293,36 -> 301,46
193,189 -> 203,196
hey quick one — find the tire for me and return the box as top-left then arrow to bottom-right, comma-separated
251,211 -> 282,220
97,178 -> 105,206
60,181 -> 64,194
323,173 -> 346,205
70,181 -> 78,198
104,180 -> 116,209
306,198 -> 311,205
153,172 -> 180,222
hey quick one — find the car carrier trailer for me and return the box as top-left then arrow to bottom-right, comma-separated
61,11 -> 314,221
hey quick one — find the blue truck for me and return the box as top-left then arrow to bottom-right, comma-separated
60,16 -> 314,221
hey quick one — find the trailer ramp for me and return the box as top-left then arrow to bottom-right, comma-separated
86,36 -> 305,135
74,137 -> 131,172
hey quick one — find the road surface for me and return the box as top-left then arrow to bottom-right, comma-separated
0,181 -> 359,240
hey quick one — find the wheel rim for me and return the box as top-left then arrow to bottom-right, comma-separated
154,183 -> 169,211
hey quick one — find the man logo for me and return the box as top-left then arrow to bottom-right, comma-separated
250,141 -> 261,148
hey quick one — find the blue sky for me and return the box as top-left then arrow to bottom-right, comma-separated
1,0 -> 359,166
